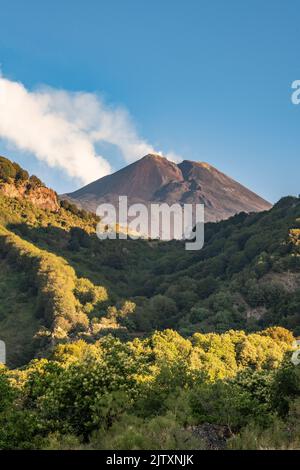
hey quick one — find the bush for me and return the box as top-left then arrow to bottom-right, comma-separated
0,156 -> 17,182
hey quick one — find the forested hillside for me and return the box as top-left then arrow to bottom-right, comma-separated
0,156 -> 299,449
0,181 -> 299,368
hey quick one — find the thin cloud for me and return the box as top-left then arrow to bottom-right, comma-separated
0,75 -> 181,185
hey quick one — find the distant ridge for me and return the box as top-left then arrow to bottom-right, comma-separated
62,153 -> 272,222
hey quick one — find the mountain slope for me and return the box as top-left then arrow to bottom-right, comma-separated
0,156 -> 299,368
63,153 -> 272,222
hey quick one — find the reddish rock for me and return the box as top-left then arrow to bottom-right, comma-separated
0,181 -> 60,212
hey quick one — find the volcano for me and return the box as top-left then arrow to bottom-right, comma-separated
62,153 -> 272,222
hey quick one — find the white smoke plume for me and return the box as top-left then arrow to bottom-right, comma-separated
0,75 -> 180,185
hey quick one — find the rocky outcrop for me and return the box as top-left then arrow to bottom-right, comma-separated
0,182 -> 60,212
188,423 -> 231,450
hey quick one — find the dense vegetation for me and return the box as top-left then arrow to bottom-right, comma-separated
0,155 -> 43,187
2,192 -> 299,360
0,156 -> 299,449
1,326 -> 300,450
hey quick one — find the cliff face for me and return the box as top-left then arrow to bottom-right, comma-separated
0,182 -> 60,212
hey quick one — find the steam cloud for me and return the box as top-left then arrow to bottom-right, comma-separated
0,75 -> 180,184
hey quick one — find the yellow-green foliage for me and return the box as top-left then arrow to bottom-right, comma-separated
147,328 -> 292,382
0,156 -> 29,183
290,228 -> 300,247
0,193 -> 97,233
74,277 -> 108,314
0,326 -> 294,449
0,225 -> 108,341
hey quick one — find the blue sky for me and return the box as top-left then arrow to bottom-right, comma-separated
0,0 -> 299,201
